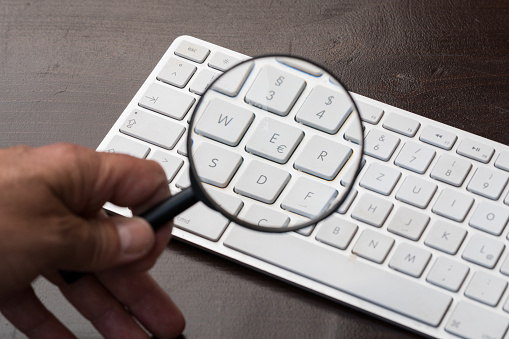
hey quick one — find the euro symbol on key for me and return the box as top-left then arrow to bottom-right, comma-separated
277,145 -> 287,153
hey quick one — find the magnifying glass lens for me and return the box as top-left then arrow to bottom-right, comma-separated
188,55 -> 363,232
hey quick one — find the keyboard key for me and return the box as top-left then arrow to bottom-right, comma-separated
157,58 -> 196,88
175,190 -> 243,241
467,167 -> 508,200
494,151 -> 509,172
315,214 -> 358,250
147,150 -> 184,183
462,233 -> 505,269
212,60 -> 253,97
352,229 -> 394,264
469,201 -> 509,236
389,243 -> 431,278
276,57 -> 324,76
424,220 -> 467,255
174,40 -> 210,63
189,68 -> 221,95
193,142 -> 243,188
175,163 -> 190,189
382,113 -> 420,137
294,135 -> 352,180
337,188 -> 357,214
501,255 -> 509,276
430,154 -> 472,187
356,100 -> 384,124
340,157 -> 365,187
245,117 -> 304,164
224,225 -> 451,327
426,257 -> 469,292
295,86 -> 352,134
394,141 -> 435,174
194,98 -> 254,146
363,129 -> 400,161
139,83 -> 195,120
175,204 -> 233,241
281,177 -> 338,219
387,206 -> 430,241
245,65 -> 306,116
432,188 -> 474,222
360,162 -> 401,196
176,140 -> 188,156
234,160 -> 290,204
101,135 -> 150,159
294,224 -> 315,237
419,125 -> 457,150
208,51 -> 243,71
395,175 -> 437,209
242,204 -> 290,228
465,271 -> 507,306
343,119 -> 363,145
351,193 -> 393,227
445,301 -> 509,339
120,109 -> 185,150
457,138 -> 495,163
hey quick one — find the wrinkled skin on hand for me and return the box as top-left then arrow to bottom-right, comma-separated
0,143 -> 185,339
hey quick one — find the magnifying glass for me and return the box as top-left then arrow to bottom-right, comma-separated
143,54 -> 363,232
61,55 -> 364,283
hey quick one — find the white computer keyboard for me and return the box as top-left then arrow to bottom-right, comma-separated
98,35 -> 509,339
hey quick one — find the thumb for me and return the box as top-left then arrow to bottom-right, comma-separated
59,216 -> 155,272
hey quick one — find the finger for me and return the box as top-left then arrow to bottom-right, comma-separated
118,222 -> 173,274
98,270 -> 185,339
93,151 -> 170,212
36,143 -> 170,216
54,214 -> 155,272
89,209 -> 172,274
51,274 -> 150,339
0,286 -> 74,339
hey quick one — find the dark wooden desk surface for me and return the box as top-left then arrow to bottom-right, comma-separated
0,1 -> 508,338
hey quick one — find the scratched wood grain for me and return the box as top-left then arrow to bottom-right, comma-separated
0,0 -> 508,338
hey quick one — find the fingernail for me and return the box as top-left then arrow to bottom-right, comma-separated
115,217 -> 154,255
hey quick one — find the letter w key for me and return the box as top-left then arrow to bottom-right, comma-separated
195,98 -> 254,146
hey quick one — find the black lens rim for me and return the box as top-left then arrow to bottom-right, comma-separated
187,54 -> 364,233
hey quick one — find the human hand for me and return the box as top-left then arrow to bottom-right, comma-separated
0,143 -> 185,338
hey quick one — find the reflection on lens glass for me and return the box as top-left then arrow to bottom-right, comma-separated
188,56 -> 363,232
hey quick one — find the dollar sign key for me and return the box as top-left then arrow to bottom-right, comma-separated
325,96 -> 334,105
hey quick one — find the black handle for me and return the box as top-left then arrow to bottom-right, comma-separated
140,186 -> 198,230
60,187 -> 198,284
